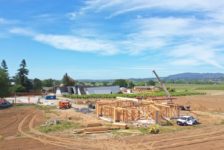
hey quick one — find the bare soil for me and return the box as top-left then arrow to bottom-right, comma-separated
1,94 -> 224,150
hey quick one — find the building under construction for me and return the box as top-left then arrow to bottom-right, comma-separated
96,97 -> 180,124
96,70 -> 180,124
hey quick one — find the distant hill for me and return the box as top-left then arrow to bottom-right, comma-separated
165,73 -> 224,81
78,73 -> 224,83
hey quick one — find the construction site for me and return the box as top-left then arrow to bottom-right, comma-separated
96,97 -> 179,124
1,71 -> 224,150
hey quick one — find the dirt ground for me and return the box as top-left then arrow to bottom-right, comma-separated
1,94 -> 224,150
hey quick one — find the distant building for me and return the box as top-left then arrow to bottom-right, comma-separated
56,85 -> 120,96
133,86 -> 159,93
120,87 -> 132,94
42,87 -> 55,94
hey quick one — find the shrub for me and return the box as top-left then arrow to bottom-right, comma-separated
39,121 -> 80,133
148,125 -> 160,134
160,120 -> 173,126
138,125 -> 160,134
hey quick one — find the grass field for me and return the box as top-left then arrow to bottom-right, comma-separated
64,90 -> 204,99
62,83 -> 224,99
165,83 -> 224,90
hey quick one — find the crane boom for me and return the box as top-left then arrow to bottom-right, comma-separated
152,70 -> 172,103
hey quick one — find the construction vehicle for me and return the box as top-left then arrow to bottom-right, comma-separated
88,103 -> 96,109
152,70 -> 191,112
152,70 -> 173,103
59,100 -> 72,109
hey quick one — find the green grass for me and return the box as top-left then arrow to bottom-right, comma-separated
220,120 -> 224,125
111,130 -> 134,137
159,124 -> 202,133
35,105 -> 56,113
138,127 -> 150,135
64,91 -> 204,99
166,83 -> 224,90
38,121 -> 81,133
14,103 -> 36,107
138,125 -> 160,134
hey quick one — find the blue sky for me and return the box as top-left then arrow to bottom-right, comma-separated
1,0 -> 224,79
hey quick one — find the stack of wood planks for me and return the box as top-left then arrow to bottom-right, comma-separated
74,122 -> 128,134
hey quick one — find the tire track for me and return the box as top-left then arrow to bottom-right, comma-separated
28,114 -> 89,149
18,113 -> 76,150
155,134 -> 224,149
25,113 -> 103,150
140,126 -> 224,150
19,112 -> 224,150
0,115 -> 19,130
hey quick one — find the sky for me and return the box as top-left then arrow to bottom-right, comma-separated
1,0 -> 224,80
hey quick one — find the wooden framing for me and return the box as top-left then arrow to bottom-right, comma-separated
96,99 -> 180,124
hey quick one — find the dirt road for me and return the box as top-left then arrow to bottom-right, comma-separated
1,95 -> 224,150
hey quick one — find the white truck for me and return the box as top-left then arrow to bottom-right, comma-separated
177,116 -> 198,126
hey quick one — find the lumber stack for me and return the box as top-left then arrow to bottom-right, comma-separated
73,126 -> 120,134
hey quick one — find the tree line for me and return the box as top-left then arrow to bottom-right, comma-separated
0,59 -> 156,97
0,59 -> 76,97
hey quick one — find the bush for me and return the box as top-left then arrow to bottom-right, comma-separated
138,125 -> 160,134
148,125 -> 160,134
160,120 -> 173,126
39,121 -> 80,133
10,84 -> 26,93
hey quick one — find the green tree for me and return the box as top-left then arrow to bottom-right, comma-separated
62,73 -> 75,86
33,78 -> 42,91
127,80 -> 135,88
10,84 -> 26,93
102,81 -> 109,86
0,69 -> 10,97
113,79 -> 128,87
42,79 -> 54,87
146,80 -> 156,86
136,82 -> 146,86
1,60 -> 8,73
91,82 -> 96,86
15,59 -> 32,92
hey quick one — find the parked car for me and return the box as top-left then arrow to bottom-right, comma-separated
177,116 -> 198,126
0,99 -> 12,109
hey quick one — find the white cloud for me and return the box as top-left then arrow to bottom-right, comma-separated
34,34 -> 118,55
10,28 -> 118,55
10,28 -> 35,36
169,44 -> 224,69
0,18 -> 7,24
74,0 -> 224,18
171,59 -> 201,66
8,0 -> 224,69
